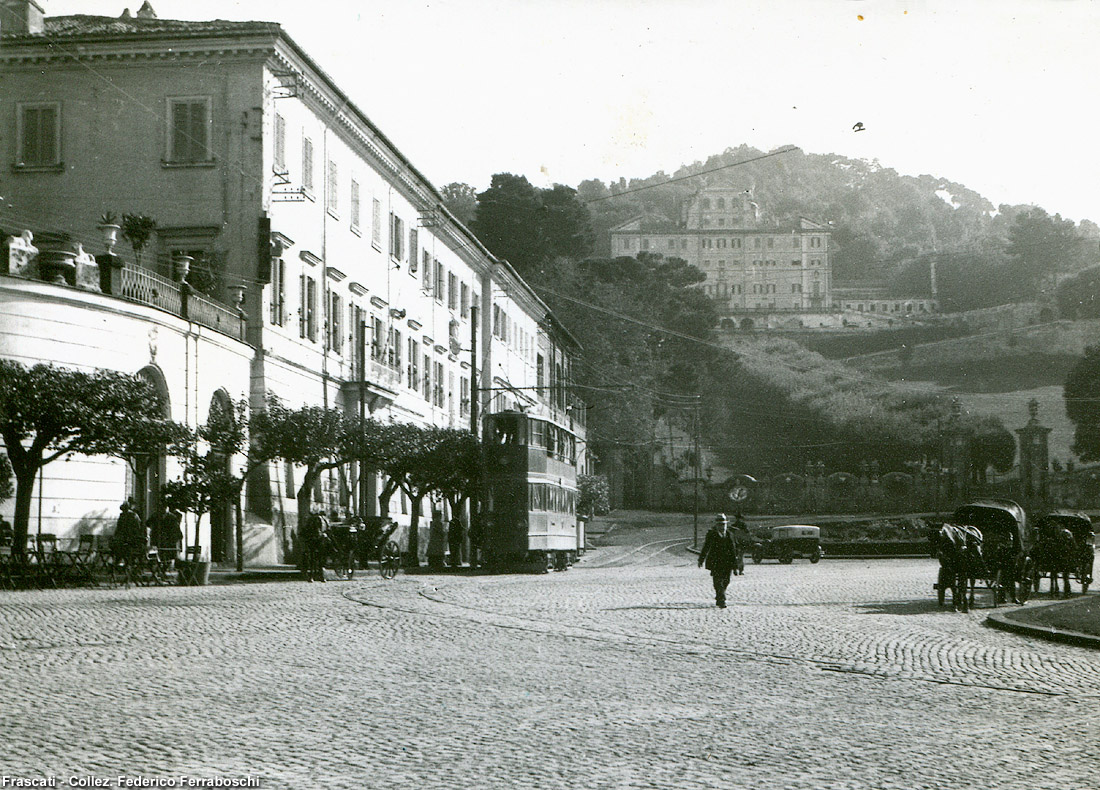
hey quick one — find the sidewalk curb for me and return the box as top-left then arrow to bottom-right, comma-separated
985,606 -> 1100,650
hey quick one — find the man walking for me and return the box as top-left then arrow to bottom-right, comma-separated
698,513 -> 738,608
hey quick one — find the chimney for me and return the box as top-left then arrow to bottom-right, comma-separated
1,0 -> 46,35
136,0 -> 156,19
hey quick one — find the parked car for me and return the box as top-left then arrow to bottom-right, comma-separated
751,525 -> 823,564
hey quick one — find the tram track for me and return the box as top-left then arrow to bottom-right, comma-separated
579,537 -> 694,568
342,579 -> 1077,699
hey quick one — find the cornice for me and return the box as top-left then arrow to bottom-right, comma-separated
0,36 -> 276,66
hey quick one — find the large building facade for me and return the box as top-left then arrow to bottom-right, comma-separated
610,187 -> 833,314
0,1 -> 584,563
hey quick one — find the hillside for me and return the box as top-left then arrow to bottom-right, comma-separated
576,144 -> 1099,312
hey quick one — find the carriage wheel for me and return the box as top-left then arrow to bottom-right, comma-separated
380,541 -> 400,579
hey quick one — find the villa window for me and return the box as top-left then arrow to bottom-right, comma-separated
167,97 -> 211,164
16,103 -> 60,167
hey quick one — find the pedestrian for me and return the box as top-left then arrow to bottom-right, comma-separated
448,514 -> 467,568
698,513 -> 738,608
427,510 -> 447,571
468,517 -> 483,569
113,499 -> 146,564
150,504 -> 183,561
731,513 -> 748,576
299,509 -> 328,582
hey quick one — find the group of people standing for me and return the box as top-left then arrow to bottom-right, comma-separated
113,499 -> 183,563
698,512 -> 749,608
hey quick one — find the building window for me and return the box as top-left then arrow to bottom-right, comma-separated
702,198 -> 711,209
273,113 -> 286,171
166,97 -> 211,164
269,256 -> 286,326
350,180 -> 360,233
300,274 -> 317,341
717,198 -> 725,210
433,361 -> 445,407
811,237 -> 822,249
641,239 -> 649,251
409,339 -> 420,390
792,283 -> 801,293
732,238 -> 741,249
434,260 -> 445,303
718,218 -> 726,227
372,316 -> 384,360
460,376 -> 470,417
460,282 -> 470,318
668,239 -> 676,250
448,272 -> 458,311
422,251 -> 432,293
792,259 -> 801,266
302,137 -> 314,193
330,292 -> 343,354
753,237 -> 761,249
681,239 -> 688,249
389,214 -> 405,262
326,160 -> 338,215
409,228 -> 418,273
422,353 -> 432,401
793,237 -> 800,249
372,198 -> 382,249
767,237 -> 774,249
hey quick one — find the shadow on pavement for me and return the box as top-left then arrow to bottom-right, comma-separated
854,599 -> 948,616
603,602 -> 715,611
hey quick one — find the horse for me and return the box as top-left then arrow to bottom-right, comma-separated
1032,526 -> 1077,598
935,523 -> 984,612
981,528 -> 1022,606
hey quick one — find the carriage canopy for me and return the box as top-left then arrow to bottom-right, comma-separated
951,500 -> 1028,552
1036,511 -> 1094,546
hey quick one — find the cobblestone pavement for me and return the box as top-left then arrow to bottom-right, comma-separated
1,542 -> 1099,789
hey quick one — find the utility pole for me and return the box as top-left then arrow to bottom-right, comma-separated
693,399 -> 701,549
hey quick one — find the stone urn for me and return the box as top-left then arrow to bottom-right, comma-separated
173,254 -> 193,283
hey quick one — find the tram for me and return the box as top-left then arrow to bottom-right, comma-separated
482,410 -> 580,571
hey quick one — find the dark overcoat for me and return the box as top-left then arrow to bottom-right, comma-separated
699,527 -> 739,573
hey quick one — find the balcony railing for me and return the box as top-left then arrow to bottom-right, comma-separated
115,266 -> 245,341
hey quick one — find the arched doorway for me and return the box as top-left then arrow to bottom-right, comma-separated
132,366 -> 170,523
208,390 -> 234,564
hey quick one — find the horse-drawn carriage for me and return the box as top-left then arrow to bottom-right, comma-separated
1028,511 -> 1094,597
933,499 -> 1031,611
323,517 -> 401,580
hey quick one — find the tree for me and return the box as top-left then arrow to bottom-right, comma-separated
440,182 -> 478,227
471,173 -> 545,274
432,429 -> 481,540
375,424 -> 457,566
1065,345 -> 1100,462
121,213 -> 156,267
250,396 -> 352,531
0,361 -> 182,555
1005,207 -> 1082,299
0,452 -> 12,506
471,174 -> 594,278
577,474 -> 610,519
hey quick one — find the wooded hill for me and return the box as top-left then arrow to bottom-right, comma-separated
443,142 -> 1098,503
576,144 -> 1099,313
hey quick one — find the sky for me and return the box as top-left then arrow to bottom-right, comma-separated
38,0 -> 1100,223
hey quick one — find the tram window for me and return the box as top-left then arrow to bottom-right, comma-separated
545,426 -> 556,456
531,420 -> 545,449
